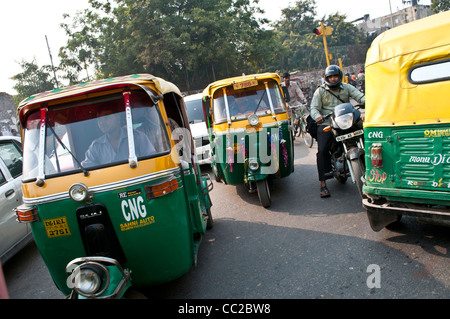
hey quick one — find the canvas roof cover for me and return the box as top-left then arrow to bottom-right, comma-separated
202,73 -> 281,98
17,74 -> 182,122
364,10 -> 450,127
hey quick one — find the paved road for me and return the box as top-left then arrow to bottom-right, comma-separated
3,137 -> 450,299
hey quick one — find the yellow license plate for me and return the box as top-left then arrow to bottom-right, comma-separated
233,79 -> 258,90
44,217 -> 71,238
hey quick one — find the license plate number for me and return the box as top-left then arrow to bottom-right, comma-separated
233,79 -> 258,90
336,129 -> 364,142
44,217 -> 71,238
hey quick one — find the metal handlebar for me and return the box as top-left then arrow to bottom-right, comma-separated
288,103 -> 307,109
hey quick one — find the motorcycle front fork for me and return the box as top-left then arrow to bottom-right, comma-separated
342,138 -> 364,184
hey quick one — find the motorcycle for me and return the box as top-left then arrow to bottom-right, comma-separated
321,103 -> 365,198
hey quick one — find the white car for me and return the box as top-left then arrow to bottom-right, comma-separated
184,93 -> 211,165
0,136 -> 32,264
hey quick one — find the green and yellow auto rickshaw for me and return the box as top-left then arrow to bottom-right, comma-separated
202,73 -> 294,207
363,11 -> 450,231
14,74 -> 213,298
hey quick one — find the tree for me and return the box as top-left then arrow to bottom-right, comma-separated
431,0 -> 450,13
275,0 -> 326,71
11,59 -> 56,105
273,0 -> 367,72
59,0 -> 275,91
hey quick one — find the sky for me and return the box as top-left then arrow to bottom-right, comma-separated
0,0 -> 432,95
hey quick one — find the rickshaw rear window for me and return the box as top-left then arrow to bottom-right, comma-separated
22,89 -> 170,181
409,58 -> 450,84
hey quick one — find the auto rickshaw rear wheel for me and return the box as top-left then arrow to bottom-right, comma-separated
206,206 -> 213,229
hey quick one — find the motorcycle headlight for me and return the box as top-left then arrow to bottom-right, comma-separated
248,158 -> 259,171
334,113 -> 354,130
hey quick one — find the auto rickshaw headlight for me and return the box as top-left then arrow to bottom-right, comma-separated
334,113 -> 354,130
69,183 -> 91,202
72,263 -> 108,296
248,158 -> 259,171
248,114 -> 260,126
77,267 -> 103,295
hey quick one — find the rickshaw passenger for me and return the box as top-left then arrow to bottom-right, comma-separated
82,110 -> 155,167
310,65 -> 365,198
136,106 -> 170,153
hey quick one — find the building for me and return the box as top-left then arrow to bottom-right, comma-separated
356,2 -> 433,36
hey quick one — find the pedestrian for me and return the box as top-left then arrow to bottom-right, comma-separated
310,65 -> 365,198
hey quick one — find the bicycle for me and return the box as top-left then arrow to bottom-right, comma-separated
291,104 -> 314,148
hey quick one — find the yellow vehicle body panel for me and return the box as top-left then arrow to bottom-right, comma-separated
22,155 -> 179,199
364,10 -> 450,128
202,73 -> 282,99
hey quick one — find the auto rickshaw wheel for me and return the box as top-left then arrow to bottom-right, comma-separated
206,206 -> 214,229
213,166 -> 222,183
256,179 -> 271,208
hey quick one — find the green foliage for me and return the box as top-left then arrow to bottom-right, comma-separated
431,0 -> 450,13
11,59 -> 56,105
11,0 -> 369,96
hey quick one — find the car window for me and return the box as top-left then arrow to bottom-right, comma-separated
185,98 -> 204,124
0,169 -> 6,186
0,141 -> 23,179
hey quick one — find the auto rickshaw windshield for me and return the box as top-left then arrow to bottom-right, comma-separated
212,81 -> 286,124
22,90 -> 170,181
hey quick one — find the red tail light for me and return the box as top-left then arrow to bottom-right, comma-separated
371,143 -> 383,168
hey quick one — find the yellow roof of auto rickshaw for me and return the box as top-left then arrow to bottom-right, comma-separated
366,10 -> 450,67
17,74 -> 182,117
202,73 -> 281,99
364,11 -> 450,128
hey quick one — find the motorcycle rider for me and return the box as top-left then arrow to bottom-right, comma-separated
310,65 -> 365,198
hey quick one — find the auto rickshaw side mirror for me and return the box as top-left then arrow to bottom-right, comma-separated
282,86 -> 290,103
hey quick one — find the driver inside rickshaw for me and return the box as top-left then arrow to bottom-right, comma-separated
228,95 -> 252,117
82,109 -> 155,167
228,92 -> 269,118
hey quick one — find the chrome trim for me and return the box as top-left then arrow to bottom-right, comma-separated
123,92 -> 138,168
212,120 -> 288,137
23,167 -> 181,205
264,82 -> 276,119
223,88 -> 232,125
37,108 -> 47,186
66,256 -> 131,299
262,119 -> 289,128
